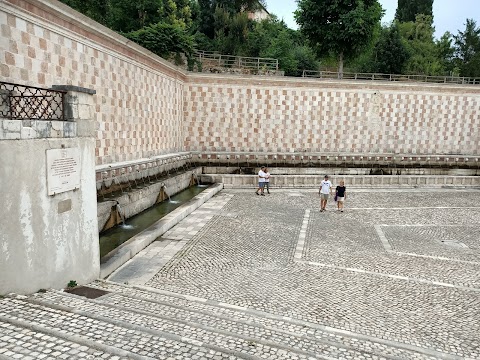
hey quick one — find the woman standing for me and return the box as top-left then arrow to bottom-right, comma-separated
335,180 -> 347,212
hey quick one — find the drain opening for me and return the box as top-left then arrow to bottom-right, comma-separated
65,286 -> 110,299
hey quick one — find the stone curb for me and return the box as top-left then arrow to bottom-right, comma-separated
100,183 -> 223,279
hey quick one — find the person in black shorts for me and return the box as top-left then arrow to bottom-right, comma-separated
335,180 -> 346,212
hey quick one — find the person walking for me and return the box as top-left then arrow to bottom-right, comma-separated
255,166 -> 266,196
319,175 -> 332,212
264,167 -> 271,194
335,180 -> 347,212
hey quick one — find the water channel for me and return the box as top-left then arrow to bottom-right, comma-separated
99,185 -> 208,258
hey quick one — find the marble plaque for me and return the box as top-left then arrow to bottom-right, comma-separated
46,148 -> 80,195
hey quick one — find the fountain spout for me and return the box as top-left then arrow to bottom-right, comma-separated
190,173 -> 201,186
156,183 -> 170,204
101,201 -> 125,232
115,202 -> 126,226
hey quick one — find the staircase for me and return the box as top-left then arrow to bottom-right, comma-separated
0,281 -> 448,359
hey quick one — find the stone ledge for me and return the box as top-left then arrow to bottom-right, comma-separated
206,174 -> 480,188
51,85 -> 96,95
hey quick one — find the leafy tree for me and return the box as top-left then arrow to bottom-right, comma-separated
436,32 -> 456,75
371,22 -> 409,74
244,16 -> 286,57
59,0 -> 111,26
197,0 -> 265,39
196,0 -> 216,38
109,0 -> 164,32
453,19 -> 480,77
261,29 -> 298,76
398,15 -> 444,75
215,0 -> 266,14
294,0 -> 383,78
292,45 -> 320,76
124,22 -> 194,60
244,18 -> 319,76
212,6 -> 250,55
395,0 -> 433,23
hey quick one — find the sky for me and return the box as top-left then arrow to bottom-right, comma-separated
264,0 -> 480,38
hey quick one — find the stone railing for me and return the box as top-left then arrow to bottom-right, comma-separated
190,151 -> 480,169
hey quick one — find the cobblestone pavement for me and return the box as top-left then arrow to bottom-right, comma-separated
1,188 -> 479,359
146,189 -> 480,359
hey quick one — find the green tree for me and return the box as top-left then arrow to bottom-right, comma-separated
395,0 -> 433,23
244,18 -> 319,76
59,0 -> 111,26
212,6 -> 250,55
436,32 -> 456,75
109,0 -> 164,32
372,22 -> 409,74
398,15 -> 445,75
453,19 -> 480,77
261,29 -> 298,76
124,22 -> 194,60
294,0 -> 383,78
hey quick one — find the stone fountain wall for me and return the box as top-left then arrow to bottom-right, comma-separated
184,74 -> 480,156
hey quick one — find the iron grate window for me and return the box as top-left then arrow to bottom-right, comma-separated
0,81 -> 66,121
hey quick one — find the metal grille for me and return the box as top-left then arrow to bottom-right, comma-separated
0,82 -> 66,120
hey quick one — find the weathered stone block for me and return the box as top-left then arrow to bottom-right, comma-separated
76,120 -> 95,137
20,124 -> 37,139
35,120 -> 52,138
64,121 -> 77,138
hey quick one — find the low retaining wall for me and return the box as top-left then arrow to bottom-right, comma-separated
202,174 -> 480,188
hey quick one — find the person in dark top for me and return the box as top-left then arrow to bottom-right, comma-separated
335,180 -> 347,212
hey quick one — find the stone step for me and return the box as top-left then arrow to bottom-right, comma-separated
63,282 -> 444,359
0,297 -> 238,360
0,320 -> 129,360
26,291 -> 320,359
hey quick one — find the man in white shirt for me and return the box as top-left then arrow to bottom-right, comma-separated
255,166 -> 266,196
319,175 -> 332,211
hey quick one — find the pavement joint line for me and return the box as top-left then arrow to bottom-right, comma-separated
294,209 -> 310,260
16,293 -> 259,360
375,224 -> 480,265
0,313 -> 155,360
347,206 -> 480,210
93,290 -> 399,360
374,224 -> 393,252
299,260 -> 480,293
40,290 -> 340,360
395,251 -> 480,265
99,280 -> 465,360
296,221 -> 478,291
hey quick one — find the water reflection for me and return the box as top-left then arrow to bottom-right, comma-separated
99,186 -> 207,259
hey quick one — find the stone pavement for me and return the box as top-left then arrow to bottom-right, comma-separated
1,188 -> 479,359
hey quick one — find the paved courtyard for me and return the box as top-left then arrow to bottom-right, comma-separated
111,188 -> 480,359
1,188 -> 479,359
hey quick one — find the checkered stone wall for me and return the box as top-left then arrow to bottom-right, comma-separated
1,0 -> 185,166
2,0 -> 480,170
184,75 -> 480,156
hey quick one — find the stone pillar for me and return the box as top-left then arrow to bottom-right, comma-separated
0,85 -> 99,295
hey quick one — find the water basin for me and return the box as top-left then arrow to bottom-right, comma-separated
99,186 -> 207,258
